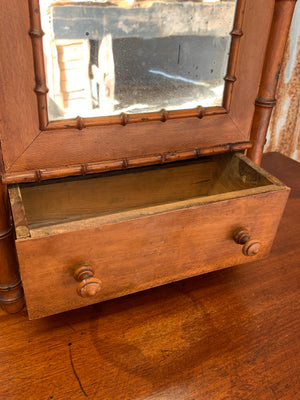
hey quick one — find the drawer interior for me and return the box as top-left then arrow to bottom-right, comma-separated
9,153 -> 284,238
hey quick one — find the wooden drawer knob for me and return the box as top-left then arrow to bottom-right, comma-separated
233,228 -> 261,257
74,264 -> 102,298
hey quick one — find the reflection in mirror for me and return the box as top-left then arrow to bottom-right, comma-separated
40,0 -> 237,121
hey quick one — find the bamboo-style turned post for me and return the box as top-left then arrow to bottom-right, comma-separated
247,0 -> 298,164
46,106 -> 220,131
223,0 -> 246,111
28,0 -> 49,130
1,141 -> 252,184
0,169 -> 24,313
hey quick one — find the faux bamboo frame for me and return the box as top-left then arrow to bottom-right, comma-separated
0,0 -> 297,184
29,0 -> 245,132
3,141 -> 251,185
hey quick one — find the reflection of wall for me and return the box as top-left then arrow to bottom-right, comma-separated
111,35 -> 230,109
52,2 -> 236,41
113,35 -> 230,87
265,1 -> 300,161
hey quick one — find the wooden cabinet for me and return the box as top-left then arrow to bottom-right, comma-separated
0,0 -> 297,318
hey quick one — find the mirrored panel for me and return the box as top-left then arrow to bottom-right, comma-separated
40,0 -> 237,121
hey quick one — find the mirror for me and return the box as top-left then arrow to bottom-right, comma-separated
40,0 -> 237,121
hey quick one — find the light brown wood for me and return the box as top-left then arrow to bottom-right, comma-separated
28,0 -> 49,130
233,227 -> 251,244
2,141 -> 251,184
223,0 -> 246,111
265,6 -> 300,162
47,106 -> 221,130
74,264 -> 102,298
0,169 -> 24,313
242,239 -> 261,256
247,0 -> 298,164
233,227 -> 261,256
10,153 -> 274,233
28,0 -> 241,130
0,0 -> 39,169
7,186 -> 30,239
0,0 -> 276,177
6,114 -> 248,175
9,153 -> 290,319
15,158 -> 217,227
0,1 -> 297,316
0,152 -> 298,400
15,185 -> 290,319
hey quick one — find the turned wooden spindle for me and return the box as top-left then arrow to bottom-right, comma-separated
233,228 -> 261,257
74,264 -> 102,298
0,174 -> 24,313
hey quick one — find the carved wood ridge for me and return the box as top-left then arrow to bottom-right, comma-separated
2,141 -> 251,184
28,0 -> 246,131
247,0 -> 298,164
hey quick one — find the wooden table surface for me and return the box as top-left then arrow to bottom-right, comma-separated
0,152 -> 299,400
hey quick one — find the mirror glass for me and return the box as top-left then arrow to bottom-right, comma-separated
40,0 -> 237,121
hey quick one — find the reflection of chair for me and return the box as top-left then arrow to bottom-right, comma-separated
91,34 -> 115,115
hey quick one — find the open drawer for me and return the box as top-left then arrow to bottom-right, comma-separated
8,153 -> 289,319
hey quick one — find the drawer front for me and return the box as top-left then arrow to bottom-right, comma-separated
16,189 -> 288,319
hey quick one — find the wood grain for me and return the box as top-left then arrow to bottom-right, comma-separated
28,0 -> 49,130
11,154 -> 289,319
247,0 -> 297,164
0,148 -> 24,312
2,141 -> 251,185
0,1 -> 275,175
265,3 -> 300,162
10,153 -> 274,230
0,152 -> 298,399
0,0 -> 40,169
227,0 -> 274,137
18,158 -> 217,226
8,113 -> 247,173
18,187 -> 288,319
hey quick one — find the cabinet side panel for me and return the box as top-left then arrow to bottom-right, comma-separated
0,1 -> 40,169
229,0 -> 274,135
